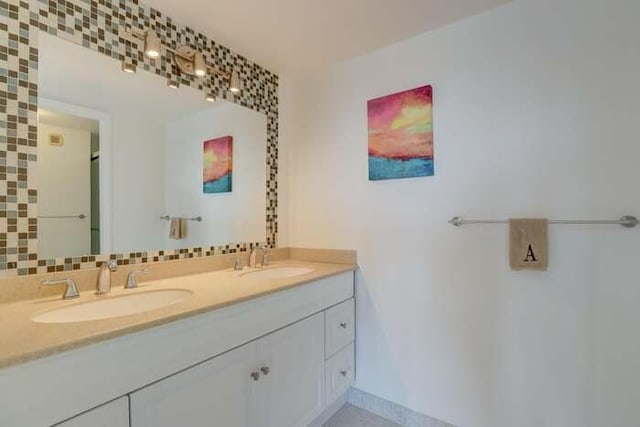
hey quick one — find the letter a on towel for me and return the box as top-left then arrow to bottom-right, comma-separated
509,218 -> 548,271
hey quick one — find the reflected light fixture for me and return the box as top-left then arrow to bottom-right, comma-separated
167,78 -> 179,89
126,27 -> 243,97
144,30 -> 161,58
194,52 -> 207,77
229,70 -> 241,93
173,45 -> 208,78
121,60 -> 136,73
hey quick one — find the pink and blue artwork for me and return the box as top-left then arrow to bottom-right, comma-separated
367,85 -> 434,180
203,136 -> 232,193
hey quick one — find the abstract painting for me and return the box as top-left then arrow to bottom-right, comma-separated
203,136 -> 233,193
367,85 -> 434,180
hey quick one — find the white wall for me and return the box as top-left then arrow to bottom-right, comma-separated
37,123 -> 91,258
164,101 -> 267,248
110,109 -> 166,253
288,1 -> 640,426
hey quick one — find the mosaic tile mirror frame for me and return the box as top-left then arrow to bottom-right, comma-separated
0,0 -> 279,277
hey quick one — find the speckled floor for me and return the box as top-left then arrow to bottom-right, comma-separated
324,404 -> 402,427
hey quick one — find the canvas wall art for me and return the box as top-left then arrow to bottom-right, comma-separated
203,136 -> 233,193
367,85 -> 434,180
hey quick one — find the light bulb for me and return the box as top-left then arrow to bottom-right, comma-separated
229,70 -> 241,93
194,52 -> 207,77
145,31 -> 161,58
121,61 -> 136,73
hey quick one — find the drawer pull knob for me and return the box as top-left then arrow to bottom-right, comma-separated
250,372 -> 260,381
339,322 -> 348,329
260,366 -> 270,376
340,370 -> 348,377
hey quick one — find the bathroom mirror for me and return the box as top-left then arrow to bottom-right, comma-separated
37,33 -> 267,259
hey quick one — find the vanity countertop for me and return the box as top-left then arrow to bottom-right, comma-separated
0,260 -> 356,370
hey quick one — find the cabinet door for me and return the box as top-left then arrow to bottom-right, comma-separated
130,342 -> 257,427
55,397 -> 129,427
257,313 -> 325,427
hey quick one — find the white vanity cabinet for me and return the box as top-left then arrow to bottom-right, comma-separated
130,313 -> 325,427
0,271 -> 355,427
54,397 -> 129,427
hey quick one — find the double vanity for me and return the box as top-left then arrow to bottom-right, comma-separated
1,5 -> 353,426
0,251 -> 357,427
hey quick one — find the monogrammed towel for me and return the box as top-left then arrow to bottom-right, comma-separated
169,217 -> 187,239
509,218 -> 548,271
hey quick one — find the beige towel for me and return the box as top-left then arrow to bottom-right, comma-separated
169,217 -> 187,239
509,218 -> 548,271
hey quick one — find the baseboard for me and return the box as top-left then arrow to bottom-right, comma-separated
307,392 -> 348,427
347,388 -> 457,427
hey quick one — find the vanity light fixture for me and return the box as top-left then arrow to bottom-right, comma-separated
173,45 -> 207,77
144,30 -> 161,58
121,60 -> 136,74
126,27 -> 161,59
167,78 -> 179,89
194,52 -> 207,77
125,26 -> 243,94
229,70 -> 241,93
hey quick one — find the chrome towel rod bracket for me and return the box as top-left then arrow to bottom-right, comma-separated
449,215 -> 638,228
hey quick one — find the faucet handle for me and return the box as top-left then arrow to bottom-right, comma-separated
42,278 -> 80,300
125,268 -> 150,289
104,260 -> 118,271
261,248 -> 271,267
228,254 -> 244,271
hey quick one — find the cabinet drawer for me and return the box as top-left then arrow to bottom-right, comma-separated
325,343 -> 355,404
325,298 -> 355,358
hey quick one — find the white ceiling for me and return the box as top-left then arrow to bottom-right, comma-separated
146,0 -> 509,74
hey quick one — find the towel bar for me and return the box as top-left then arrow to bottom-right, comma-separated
449,215 -> 638,228
38,214 -> 86,219
160,215 -> 202,222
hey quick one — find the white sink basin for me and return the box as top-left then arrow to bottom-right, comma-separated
242,267 -> 314,280
32,289 -> 193,324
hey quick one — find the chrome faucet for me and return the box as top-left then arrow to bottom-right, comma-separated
42,278 -> 80,300
262,248 -> 271,267
228,254 -> 244,271
96,260 -> 118,295
125,268 -> 150,289
248,245 -> 271,268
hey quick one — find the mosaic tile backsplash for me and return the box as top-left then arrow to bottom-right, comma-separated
0,0 -> 279,277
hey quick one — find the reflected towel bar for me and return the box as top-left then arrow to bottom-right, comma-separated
449,215 -> 638,228
38,214 -> 86,219
160,215 -> 202,222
